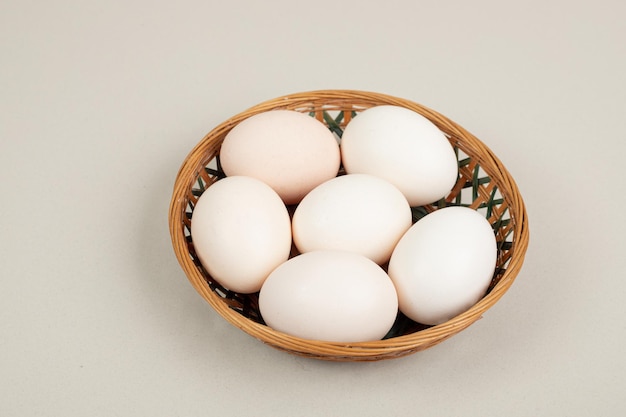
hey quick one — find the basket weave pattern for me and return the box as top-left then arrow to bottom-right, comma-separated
169,90 -> 529,361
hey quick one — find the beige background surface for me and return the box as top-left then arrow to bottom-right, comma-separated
2,1 -> 625,416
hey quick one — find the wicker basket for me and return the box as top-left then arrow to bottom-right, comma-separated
168,90 -> 529,361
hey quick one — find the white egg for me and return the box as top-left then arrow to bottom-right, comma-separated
259,250 -> 399,343
340,105 -> 458,206
190,176 -> 292,294
388,206 -> 498,325
292,174 -> 412,264
220,110 -> 341,205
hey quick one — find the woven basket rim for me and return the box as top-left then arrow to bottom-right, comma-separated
168,89 -> 530,361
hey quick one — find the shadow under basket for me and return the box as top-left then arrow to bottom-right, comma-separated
168,90 -> 530,362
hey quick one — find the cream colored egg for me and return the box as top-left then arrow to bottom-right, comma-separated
388,206 -> 498,325
292,174 -> 412,264
220,110 -> 341,205
259,250 -> 399,343
341,105 -> 458,206
190,176 -> 292,294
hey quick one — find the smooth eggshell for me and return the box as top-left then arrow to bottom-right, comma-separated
220,110 -> 341,205
190,176 -> 292,293
340,105 -> 458,206
259,250 -> 399,343
292,174 -> 412,264
388,206 -> 498,325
